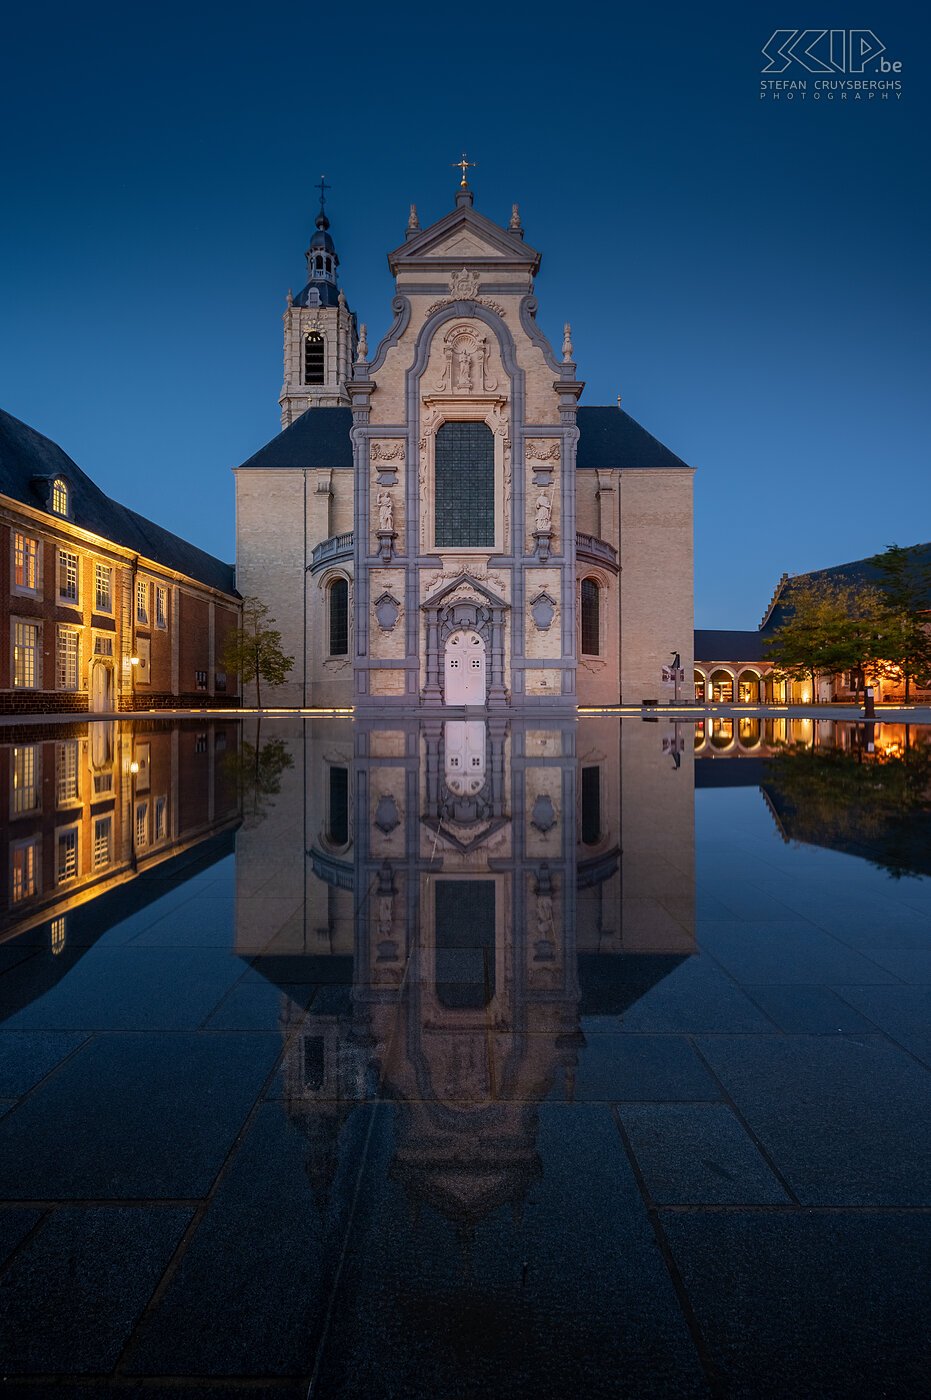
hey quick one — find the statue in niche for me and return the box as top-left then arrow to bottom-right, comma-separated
536,891 -> 555,940
376,892 -> 393,939
535,493 -> 553,533
377,490 -> 394,533
454,347 -> 473,392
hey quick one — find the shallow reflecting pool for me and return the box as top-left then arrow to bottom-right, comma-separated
0,716 -> 928,1397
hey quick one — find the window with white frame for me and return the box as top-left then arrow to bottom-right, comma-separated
12,746 -> 38,814
14,622 -> 39,688
93,815 -> 112,869
56,827 -> 78,884
93,771 -> 113,796
135,801 -> 148,848
52,478 -> 69,516
58,549 -> 79,604
57,740 -> 79,804
155,586 -> 167,628
94,562 -> 112,613
93,633 -> 114,656
136,578 -> 148,624
57,628 -> 79,690
14,533 -> 39,593
12,840 -> 38,902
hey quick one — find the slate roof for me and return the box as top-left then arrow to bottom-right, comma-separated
235,407 -> 354,469
0,409 -> 236,595
694,629 -> 765,663
237,404 -> 690,474
762,543 -> 931,633
576,406 -> 690,471
293,280 -> 342,308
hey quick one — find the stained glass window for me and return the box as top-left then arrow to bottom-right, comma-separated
434,421 -> 494,548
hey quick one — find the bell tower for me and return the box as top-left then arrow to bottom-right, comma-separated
279,179 -> 358,426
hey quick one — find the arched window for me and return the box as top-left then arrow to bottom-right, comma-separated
327,765 -> 349,846
328,577 -> 349,656
581,765 -> 601,845
580,578 -> 600,655
52,478 -> 69,516
304,332 -> 324,385
434,421 -> 494,548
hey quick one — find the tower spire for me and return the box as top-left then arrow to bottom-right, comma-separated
315,175 -> 331,227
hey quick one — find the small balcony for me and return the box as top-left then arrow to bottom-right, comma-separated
310,531 -> 354,575
576,531 -> 619,573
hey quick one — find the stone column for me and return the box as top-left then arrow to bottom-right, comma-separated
422,609 -> 442,702
487,606 -> 508,707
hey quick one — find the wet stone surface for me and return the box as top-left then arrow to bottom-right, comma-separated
0,714 -> 928,1396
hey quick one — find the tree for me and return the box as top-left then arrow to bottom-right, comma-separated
868,543 -> 931,702
763,577 -> 886,702
222,728 -> 295,828
220,596 -> 294,708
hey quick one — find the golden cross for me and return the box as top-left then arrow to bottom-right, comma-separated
451,153 -> 476,187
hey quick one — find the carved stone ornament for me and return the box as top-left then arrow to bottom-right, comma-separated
436,323 -> 498,395
526,441 -> 561,462
530,591 -> 558,631
374,794 -> 401,835
374,592 -> 401,631
376,490 -> 394,534
449,267 -> 481,299
371,441 -> 405,463
531,794 -> 558,834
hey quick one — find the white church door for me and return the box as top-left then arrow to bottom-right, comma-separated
91,661 -> 113,712
444,720 -> 487,795
444,630 -> 486,706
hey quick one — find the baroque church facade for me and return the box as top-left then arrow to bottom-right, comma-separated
235,177 -> 694,710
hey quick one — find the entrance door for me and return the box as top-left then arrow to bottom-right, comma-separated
444,630 -> 486,706
91,662 -> 113,712
444,720 -> 486,795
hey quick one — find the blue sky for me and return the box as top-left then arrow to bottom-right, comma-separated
2,0 -> 928,628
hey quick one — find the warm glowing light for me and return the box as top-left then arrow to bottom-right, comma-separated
130,761 -> 139,773
130,656 -> 140,667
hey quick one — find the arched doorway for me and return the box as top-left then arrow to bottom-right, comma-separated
694,669 -> 706,701
91,661 -> 114,712
444,630 -> 486,705
709,668 -> 734,702
738,670 -> 762,703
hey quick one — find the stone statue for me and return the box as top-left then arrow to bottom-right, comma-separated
535,493 -> 552,533
377,490 -> 394,533
536,892 -> 555,940
455,348 -> 472,392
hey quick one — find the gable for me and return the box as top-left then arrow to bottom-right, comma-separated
388,202 -> 540,276
428,231 -> 507,260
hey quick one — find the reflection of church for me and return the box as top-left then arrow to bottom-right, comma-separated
237,713 -> 695,1228
234,174 -> 695,709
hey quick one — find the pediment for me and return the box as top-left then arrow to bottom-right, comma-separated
389,204 -> 540,275
420,571 -> 510,609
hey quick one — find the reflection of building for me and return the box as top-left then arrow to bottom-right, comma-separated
235,179 -> 695,710
1,718 -> 241,951
695,543 -> 931,705
0,409 -> 241,713
237,714 -> 696,1228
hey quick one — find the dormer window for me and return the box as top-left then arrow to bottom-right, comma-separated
304,332 -> 325,385
52,478 -> 69,516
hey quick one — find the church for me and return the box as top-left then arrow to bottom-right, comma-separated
234,170 -> 695,710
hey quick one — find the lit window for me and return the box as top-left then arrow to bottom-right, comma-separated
195,670 -> 208,690
581,578 -> 600,656
93,634 -> 114,656
329,577 -> 349,656
52,478 -> 69,515
12,842 -> 37,902
135,801 -> 148,848
57,741 -> 79,803
155,586 -> 167,628
58,550 -> 79,604
57,629 -> 79,690
13,746 -> 38,813
56,828 -> 78,883
51,917 -> 67,955
94,563 -> 112,612
14,534 -> 39,592
136,579 -> 148,624
13,623 -> 39,688
93,815 -> 112,868
434,422 -> 495,548
155,797 -> 167,841
304,332 -> 325,385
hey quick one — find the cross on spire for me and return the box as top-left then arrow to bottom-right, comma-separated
315,175 -> 330,214
451,153 -> 476,188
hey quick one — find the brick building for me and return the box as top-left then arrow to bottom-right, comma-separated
0,409 -> 241,713
235,178 -> 695,709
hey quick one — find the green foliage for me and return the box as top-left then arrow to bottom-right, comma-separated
764,733 -> 931,878
868,543 -> 931,700
219,596 -> 295,708
222,734 -> 295,828
763,577 -> 886,696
